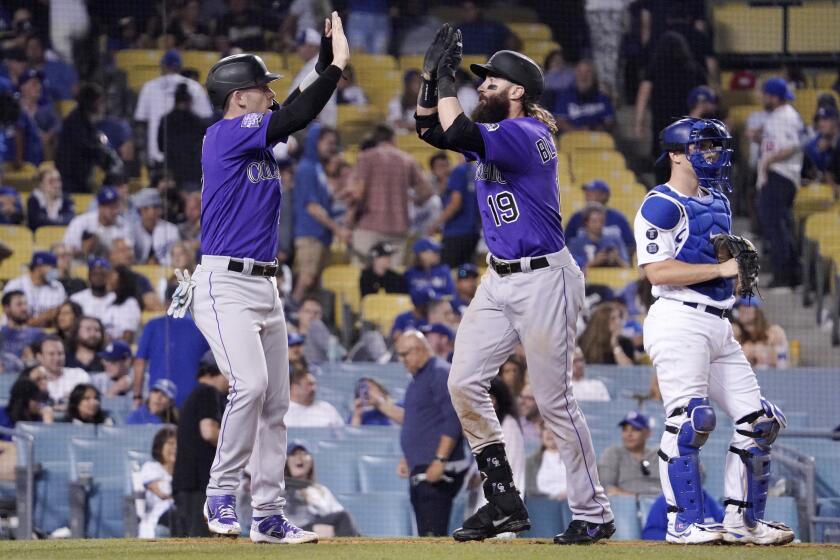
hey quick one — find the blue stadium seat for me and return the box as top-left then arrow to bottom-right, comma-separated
312,450 -> 360,494
522,496 -> 570,538
288,426 -> 344,444
318,436 -> 398,456
15,423 -> 96,535
0,375 -> 14,400
337,492 -> 413,536
101,396 -> 133,424
98,424 -> 169,455
766,496 -> 799,536
69,437 -> 127,538
358,455 -> 406,493
637,494 -> 659,533
448,492 -> 466,535
610,495 -> 641,540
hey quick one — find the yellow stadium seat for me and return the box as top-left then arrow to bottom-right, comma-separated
398,55 -> 424,72
361,293 -> 412,335
609,195 -> 642,224
815,71 -> 836,89
584,267 -> 637,291
487,5 -> 539,23
461,55 -> 488,69
712,4 -> 783,54
33,225 -> 67,250
574,167 -> 635,188
133,264 -> 171,288
795,183 -> 835,222
788,1 -> 840,53
351,54 -> 397,86
71,193 -> 95,214
181,51 -> 223,83
114,49 -> 165,71
570,151 -> 626,178
805,209 -> 840,243
360,69 -> 402,110
560,131 -> 616,152
126,67 -> 163,91
727,104 -> 764,131
253,52 -> 284,75
337,105 -> 383,128
522,40 -> 559,65
322,264 -> 362,328
72,263 -> 89,282
0,225 -> 34,280
509,23 -> 551,42
395,134 -> 430,151
141,310 -> 164,327
792,90 -> 839,123
2,162 -> 38,191
57,100 -> 76,118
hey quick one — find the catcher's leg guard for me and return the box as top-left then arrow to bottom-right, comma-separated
659,397 -> 716,529
725,398 -> 787,528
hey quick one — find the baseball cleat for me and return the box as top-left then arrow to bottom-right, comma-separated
204,495 -> 241,536
665,521 -> 725,544
452,500 -> 531,541
553,519 -> 616,545
722,519 -> 794,545
250,514 -> 319,544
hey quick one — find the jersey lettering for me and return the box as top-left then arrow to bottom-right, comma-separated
535,137 -> 557,164
475,162 -> 507,184
246,157 -> 281,184
487,191 -> 520,227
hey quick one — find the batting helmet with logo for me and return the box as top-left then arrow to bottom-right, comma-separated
205,53 -> 281,110
470,50 -> 544,99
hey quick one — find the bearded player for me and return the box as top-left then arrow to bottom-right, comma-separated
415,25 -> 615,544
167,13 -> 348,544
635,117 -> 794,545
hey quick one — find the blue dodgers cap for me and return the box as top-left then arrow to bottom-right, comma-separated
98,340 -> 132,361
816,106 -> 839,121
619,411 -> 651,430
762,77 -> 794,101
288,333 -> 306,347
421,322 -> 455,341
30,251 -> 57,268
17,68 -> 44,88
581,179 -> 610,195
151,378 -> 178,401
413,237 -> 442,254
161,49 -> 182,69
457,263 -> 479,279
735,296 -> 762,308
96,186 -> 120,205
88,256 -> 110,270
0,186 -> 18,198
410,286 -> 441,307
687,85 -> 718,110
287,439 -> 310,455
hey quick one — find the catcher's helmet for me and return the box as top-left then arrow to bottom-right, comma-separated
205,54 -> 281,110
470,50 -> 544,99
658,117 -> 733,191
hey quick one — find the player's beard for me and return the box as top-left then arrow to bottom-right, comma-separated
471,92 -> 511,124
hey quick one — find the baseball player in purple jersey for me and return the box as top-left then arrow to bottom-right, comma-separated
167,12 -> 349,544
416,25 -> 614,544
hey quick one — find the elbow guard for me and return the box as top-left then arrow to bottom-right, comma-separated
415,112 -> 439,137
443,112 -> 475,146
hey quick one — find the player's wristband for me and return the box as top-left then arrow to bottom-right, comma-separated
418,77 -> 438,109
434,455 -> 448,463
437,76 -> 457,99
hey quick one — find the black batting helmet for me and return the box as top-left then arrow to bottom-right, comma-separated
205,53 -> 281,110
470,50 -> 544,99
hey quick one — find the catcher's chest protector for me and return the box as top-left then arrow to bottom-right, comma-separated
651,185 -> 735,300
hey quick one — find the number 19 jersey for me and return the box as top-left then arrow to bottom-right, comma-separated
464,117 -> 565,260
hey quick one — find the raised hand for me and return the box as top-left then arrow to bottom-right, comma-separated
316,17 -> 334,73
330,11 -> 350,70
437,28 -> 463,82
423,24 -> 453,81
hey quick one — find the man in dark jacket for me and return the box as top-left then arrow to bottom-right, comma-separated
157,83 -> 207,190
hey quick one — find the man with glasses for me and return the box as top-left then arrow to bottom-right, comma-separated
597,411 -> 661,497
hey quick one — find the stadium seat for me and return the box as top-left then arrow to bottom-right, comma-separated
509,23 -> 552,42
793,91 -> 840,125
180,51 -> 222,83
311,450 -> 361,494
0,226 -> 33,281
101,396 -> 134,424
816,71 -> 836,89
68,437 -> 128,538
584,267 -> 637,291
728,104 -> 764,131
610,495 -> 641,540
788,1 -> 840,53
522,496 -> 571,538
712,4 -> 783,54
560,131 -> 616,152
398,55 -> 424,72
32,225 -> 67,250
2,162 -> 38,190
288,426 -> 343,444
361,293 -> 413,335
337,492 -> 413,536
766,496 -> 800,535
522,40 -> 560,66
794,183 -> 835,222
322,264 -> 362,329
70,193 -> 95,214
358,455 -> 407,493
56,100 -> 76,118
114,49 -> 166,91
0,376 -> 15,401
98,425 -> 166,455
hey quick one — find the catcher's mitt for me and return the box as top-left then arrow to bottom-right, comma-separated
712,234 -> 760,298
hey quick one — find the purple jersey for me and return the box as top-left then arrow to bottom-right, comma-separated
201,111 -> 286,262
465,117 -> 565,260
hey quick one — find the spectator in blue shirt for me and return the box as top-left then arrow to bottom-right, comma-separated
642,490 -> 724,540
132,306 -> 210,408
25,35 -> 79,101
395,330 -> 466,536
17,69 -> 59,159
292,124 -> 347,303
552,59 -> 615,134
391,287 -> 441,342
568,204 -> 630,270
0,290 -> 44,359
127,379 -> 179,425
350,377 -> 404,426
451,263 -> 479,316
456,0 -> 519,55
0,186 -> 23,224
428,161 -> 481,269
404,238 -> 456,297
564,180 -> 635,254
804,106 -> 839,182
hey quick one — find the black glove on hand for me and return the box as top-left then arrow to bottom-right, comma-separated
423,24 -> 452,81
315,35 -> 333,74
437,28 -> 462,99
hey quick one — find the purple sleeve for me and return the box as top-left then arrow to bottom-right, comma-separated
476,120 -> 536,171
219,112 -> 275,159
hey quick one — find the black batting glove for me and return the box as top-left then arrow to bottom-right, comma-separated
423,24 -> 452,81
437,28 -> 462,99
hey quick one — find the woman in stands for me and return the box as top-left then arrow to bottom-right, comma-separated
162,242 -> 196,302
138,426 -> 176,538
55,300 -> 83,348
126,380 -> 178,425
0,378 -> 54,436
525,421 -> 568,501
349,377 -> 403,426
26,167 -> 75,231
498,355 -> 527,399
283,441 -> 360,537
102,265 -> 141,343
61,383 -> 113,425
735,299 -> 790,369
578,302 -> 636,365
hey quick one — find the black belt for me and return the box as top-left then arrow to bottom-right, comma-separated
682,301 -> 731,319
490,256 -> 549,276
227,259 -> 278,277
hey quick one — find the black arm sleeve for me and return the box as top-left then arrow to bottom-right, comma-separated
266,65 -> 341,144
442,112 -> 485,158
